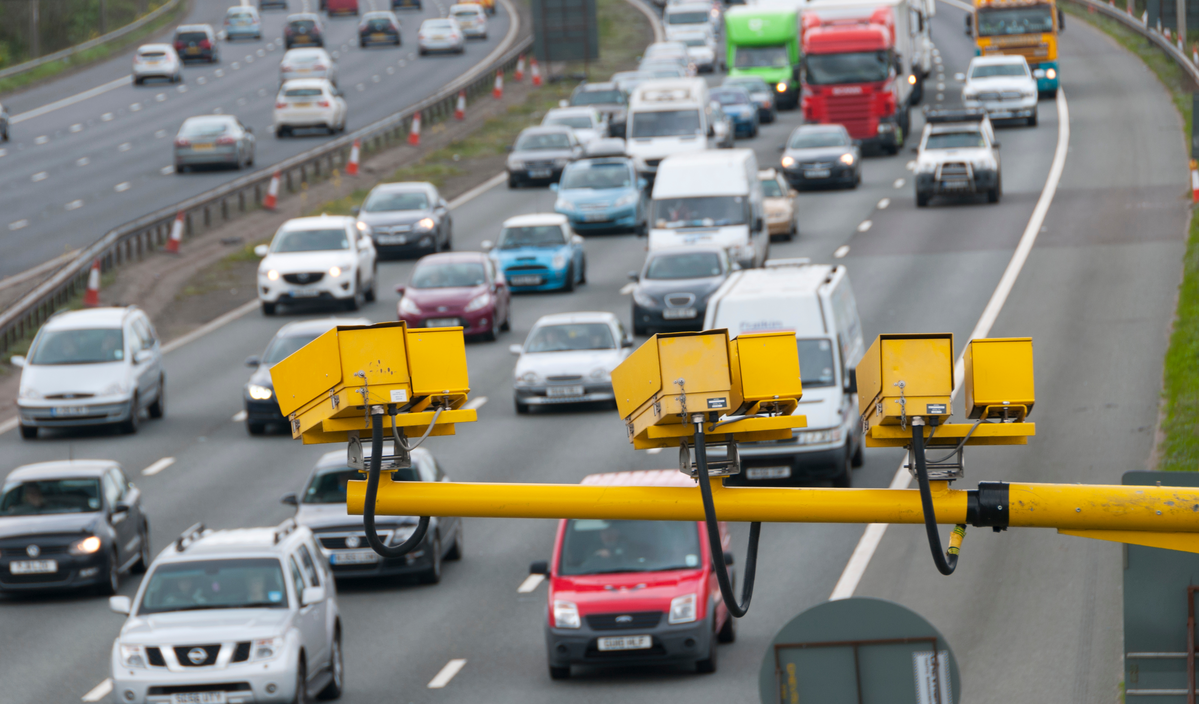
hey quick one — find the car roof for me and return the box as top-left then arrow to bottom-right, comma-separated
647,244 -> 725,258
581,469 -> 694,488
287,12 -> 321,20
577,81 -> 619,91
160,522 -> 313,561
371,181 -> 435,194
176,24 -> 214,31
280,214 -> 354,230
725,75 -> 767,84
5,460 -> 120,483
284,47 -> 327,55
532,311 -> 618,327
758,168 -> 782,180
422,17 -> 455,23
275,316 -> 371,339
502,212 -> 569,227
42,306 -> 132,330
927,122 -> 985,134
362,10 -> 396,16
450,3 -> 483,9
518,125 -> 572,136
414,251 -> 489,266
225,5 -> 258,12
794,123 -> 848,134
546,106 -> 597,118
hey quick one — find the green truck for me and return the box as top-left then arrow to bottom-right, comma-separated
724,7 -> 802,109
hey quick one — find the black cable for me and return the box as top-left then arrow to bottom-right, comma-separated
911,421 -> 961,576
924,418 -> 986,465
364,413 -> 430,559
694,422 -> 760,618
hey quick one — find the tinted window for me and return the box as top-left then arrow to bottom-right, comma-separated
805,51 -> 890,85
976,6 -> 1054,36
572,89 -> 624,106
289,19 -> 317,31
666,11 -> 708,22
366,18 -> 394,29
789,130 -> 850,149
546,116 -> 594,129
629,109 -> 701,138
139,51 -> 167,58
560,163 -> 631,189
558,519 -> 702,575
28,328 -> 124,365
176,31 -> 209,43
970,63 -> 1028,78
925,131 -> 987,149
283,88 -> 324,97
363,190 -> 429,212
711,89 -> 750,106
289,558 -> 306,600
263,333 -> 318,366
651,195 -> 748,228
179,119 -> 232,137
139,559 -> 288,614
514,132 -> 571,150
645,251 -> 723,279
303,466 -> 420,504
733,45 -> 789,69
759,178 -> 784,198
0,479 -> 102,515
411,262 -> 487,288
271,228 -> 349,252
498,225 -> 566,248
525,323 -> 614,352
797,338 -> 836,388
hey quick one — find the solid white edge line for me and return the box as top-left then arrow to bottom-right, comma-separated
0,249 -> 78,292
624,0 -> 665,42
81,678 -> 113,702
447,172 -> 507,210
517,573 -> 545,593
619,282 -> 636,295
937,0 -> 974,12
161,299 -> 262,354
141,457 -> 176,477
829,88 -> 1070,601
13,76 -> 132,124
427,658 -> 467,688
233,410 -> 248,422
463,396 -> 488,410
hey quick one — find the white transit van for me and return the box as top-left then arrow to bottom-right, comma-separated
649,149 -> 769,269
703,259 -> 865,486
625,78 -> 719,177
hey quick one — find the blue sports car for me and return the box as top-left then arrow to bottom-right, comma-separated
486,213 -> 587,292
552,156 -> 648,235
710,86 -> 759,139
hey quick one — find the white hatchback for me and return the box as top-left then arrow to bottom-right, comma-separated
509,311 -> 633,414
449,3 -> 488,38
961,55 -> 1039,126
273,78 -> 347,136
133,44 -> 182,84
279,47 -> 337,87
255,215 -> 378,315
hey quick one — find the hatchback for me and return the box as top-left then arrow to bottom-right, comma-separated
779,124 -> 860,190
353,181 -> 452,256
273,78 -> 348,135
255,214 -> 377,314
326,0 -> 359,15
174,114 -> 256,171
279,47 -> 337,86
449,3 -> 487,38
359,11 -> 401,46
629,246 -> 731,335
709,85 -> 758,138
509,312 -> 631,413
396,252 -> 510,340
484,213 -> 586,292
722,75 -> 776,123
132,44 -> 182,84
417,18 -> 465,54
552,156 -> 647,234
172,24 -> 219,62
284,13 -> 325,48
223,5 -> 262,39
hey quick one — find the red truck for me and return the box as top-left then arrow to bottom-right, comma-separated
800,0 -> 918,155
529,470 -> 736,679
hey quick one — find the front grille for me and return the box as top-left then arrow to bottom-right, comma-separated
0,542 -> 70,555
800,161 -> 834,170
579,203 -> 610,211
147,647 -> 167,667
232,642 -> 251,663
526,160 -> 555,169
547,375 -> 583,382
318,531 -> 390,549
824,95 -> 873,138
939,163 -> 970,178
174,645 -> 221,667
44,393 -> 95,400
665,293 -> 695,308
376,224 -> 412,234
0,571 -> 70,584
644,159 -> 662,168
586,611 -> 663,631
283,272 -> 324,285
148,684 -> 252,695
505,265 -> 548,273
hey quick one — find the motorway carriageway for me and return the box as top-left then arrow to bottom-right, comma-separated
0,2 -> 1189,703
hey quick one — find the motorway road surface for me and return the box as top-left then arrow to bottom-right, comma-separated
0,0 -> 515,279
0,4 -> 1186,703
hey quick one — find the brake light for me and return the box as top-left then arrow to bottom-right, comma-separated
199,39 -> 212,49
317,100 -> 331,107
313,64 -> 327,70
216,136 -> 236,144
285,26 -> 294,34
275,101 -> 288,109
174,138 -> 190,147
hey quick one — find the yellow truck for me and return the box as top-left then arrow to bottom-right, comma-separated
967,0 -> 1063,96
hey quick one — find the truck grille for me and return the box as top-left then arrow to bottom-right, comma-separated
978,91 -> 1024,101
147,647 -> 167,667
824,94 -> 874,139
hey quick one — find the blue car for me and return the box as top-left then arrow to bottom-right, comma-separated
551,156 -> 648,235
485,214 -> 586,292
710,86 -> 759,139
223,6 -> 262,39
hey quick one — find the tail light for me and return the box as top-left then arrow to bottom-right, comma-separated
285,26 -> 294,34
174,41 -> 184,49
317,100 -> 331,107
174,138 -> 190,147
199,39 -> 212,49
313,64 -> 327,70
216,136 -> 236,144
275,101 -> 288,109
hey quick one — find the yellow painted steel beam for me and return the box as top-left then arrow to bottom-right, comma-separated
865,422 -> 1035,448
644,415 -> 808,439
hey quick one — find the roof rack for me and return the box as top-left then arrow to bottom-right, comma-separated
274,518 -> 298,545
176,523 -> 206,552
763,258 -> 813,269
923,106 -> 988,124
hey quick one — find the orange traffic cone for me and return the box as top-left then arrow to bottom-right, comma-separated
408,112 -> 421,145
455,90 -> 466,120
1191,160 -> 1199,203
83,258 -> 101,307
263,171 -> 280,210
347,140 -> 360,176
515,55 -> 525,81
493,70 -> 503,99
531,58 -> 542,87
165,211 -> 184,254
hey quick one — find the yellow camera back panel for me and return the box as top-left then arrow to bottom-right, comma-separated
337,323 -> 412,390
613,335 -> 664,419
964,337 -> 1035,419
731,332 -> 802,406
272,328 -> 345,418
407,327 -> 470,397
858,333 -> 954,424
657,332 -> 732,398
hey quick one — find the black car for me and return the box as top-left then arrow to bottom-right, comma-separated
283,447 -> 462,583
507,126 -> 583,188
0,101 -> 9,142
568,82 -> 627,138
0,460 -> 149,595
392,0 -> 422,9
359,10 -> 401,47
284,13 -> 325,48
353,181 -> 452,257
243,316 -> 370,434
630,246 -> 732,336
173,24 -> 219,63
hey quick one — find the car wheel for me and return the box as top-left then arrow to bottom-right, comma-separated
717,611 -> 736,643
507,174 -> 519,189
515,398 -> 530,414
916,191 -> 930,208
148,377 -> 166,419
988,182 -> 1001,203
276,127 -> 289,138
360,41 -> 366,48
262,301 -> 277,315
134,76 -> 143,85
96,549 -> 120,596
1028,109 -> 1038,127
19,424 -> 36,440
418,533 -> 442,584
364,266 -> 377,302
832,452 -> 852,487
247,421 -> 267,435
345,278 -> 362,311
549,664 -> 571,680
484,313 -> 499,341
500,310 -> 510,332
132,523 -> 151,574
851,438 -> 864,468
633,323 -> 648,337
445,525 -> 463,560
695,622 -> 718,673
578,257 -> 587,284
120,395 -> 140,434
292,657 -> 309,704
562,263 -> 575,293
317,632 -> 344,700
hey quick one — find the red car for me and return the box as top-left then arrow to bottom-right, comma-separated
326,0 -> 359,15
529,470 -> 735,679
396,252 -> 511,340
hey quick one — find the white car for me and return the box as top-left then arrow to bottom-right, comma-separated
273,78 -> 347,136
255,215 -> 378,315
674,29 -> 716,73
961,55 -> 1039,126
108,521 -> 344,704
664,2 -> 719,41
541,107 -> 607,146
132,44 -> 182,84
417,18 -> 466,54
449,3 -> 488,38
509,311 -> 633,414
279,47 -> 337,86
915,108 -> 1002,207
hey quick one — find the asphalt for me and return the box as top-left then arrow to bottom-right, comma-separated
0,0 -> 515,279
0,3 -> 1187,704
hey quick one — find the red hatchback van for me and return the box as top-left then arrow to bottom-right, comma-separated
529,470 -> 735,679
325,0 -> 359,15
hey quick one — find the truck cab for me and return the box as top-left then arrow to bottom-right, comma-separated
724,7 -> 801,109
969,0 -> 1062,96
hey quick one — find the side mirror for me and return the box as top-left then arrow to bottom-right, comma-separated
109,596 -> 132,615
9,355 -> 25,368
723,550 -> 735,566
254,244 -> 270,257
133,350 -> 153,365
992,140 -> 1001,148
301,586 -> 325,606
280,492 -> 299,507
627,271 -> 639,281
964,14 -> 972,34
508,343 -> 523,356
845,367 -> 858,394
622,337 -> 633,348
550,183 -> 559,192
394,284 -> 406,295
480,239 -> 494,251
777,144 -> 786,152
571,234 -> 584,245
245,126 -> 254,134
529,560 -> 549,575
245,355 -> 261,368
350,206 -> 360,215
1058,8 -> 1064,30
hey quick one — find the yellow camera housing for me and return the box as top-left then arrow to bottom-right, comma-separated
858,333 -> 954,427
963,337 -> 1035,420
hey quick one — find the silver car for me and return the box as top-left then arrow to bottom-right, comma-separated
13,306 -> 166,439
132,44 -> 182,84
174,114 -> 256,172
417,18 -> 465,54
279,47 -> 337,86
449,3 -> 487,38
510,311 -> 633,413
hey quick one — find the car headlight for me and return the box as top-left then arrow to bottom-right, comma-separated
589,367 -> 610,380
840,153 -> 855,166
119,644 -> 148,669
517,370 -> 542,386
508,159 -> 524,169
464,292 -> 491,312
669,593 -> 697,624
555,198 -> 575,212
552,253 -> 567,270
247,384 -> 274,400
781,156 -> 795,169
632,288 -> 656,307
415,217 -> 436,232
329,266 -> 342,278
553,600 -> 581,629
69,535 -> 102,555
388,526 -> 416,546
356,220 -> 367,232
18,387 -> 41,400
795,428 -> 843,445
1023,89 -> 1037,98
614,192 -> 638,207
251,636 -> 285,661
776,82 -> 787,93
399,296 -> 421,315
266,269 -> 280,281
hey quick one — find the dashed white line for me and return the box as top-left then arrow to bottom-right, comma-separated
34,135 -> 49,145
517,574 -> 545,593
177,84 -> 188,93
214,69 -> 225,77
232,62 -> 240,69
258,88 -> 267,97
155,129 -> 167,138
213,107 -> 224,114
65,200 -> 84,210
31,171 -> 48,182
386,66 -> 395,74
399,59 -> 407,67
155,93 -> 167,102
161,165 -> 175,175
237,98 -> 247,106
877,198 -> 890,209
833,245 -> 850,259
8,219 -> 29,231
197,76 -> 208,84
937,82 -> 945,90
77,157 -> 90,166
245,54 -> 253,61
266,42 -> 274,50
428,659 -> 467,689
893,178 -> 905,188
463,396 -> 488,410
332,50 -> 341,59
141,457 -> 176,477
101,112 -> 114,121
130,103 -> 142,111
905,160 -> 916,172
257,48 -> 266,56
119,142 -> 132,152
232,410 -> 248,422
356,83 -> 365,91
856,220 -> 872,233
81,678 -> 113,702
115,182 -> 131,192
70,123 -> 83,133
0,148 -> 7,157
936,93 -> 944,101
372,74 -> 381,82
619,282 -> 636,295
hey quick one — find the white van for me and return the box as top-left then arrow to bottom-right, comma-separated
703,259 -> 865,486
649,149 -> 768,269
625,78 -> 720,176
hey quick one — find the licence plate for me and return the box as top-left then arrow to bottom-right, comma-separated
297,34 -> 310,41
289,289 -> 321,298
10,560 -> 57,574
662,307 -> 697,320
187,47 -> 200,54
432,33 -> 446,39
330,550 -> 379,565
51,405 -> 91,417
293,102 -> 313,108
746,466 -> 791,480
191,143 -> 214,151
597,635 -> 652,651
170,693 -> 226,704
547,385 -> 584,397
372,32 -> 387,39
583,213 -> 610,222
426,318 -> 459,327
510,275 -> 542,286
804,169 -> 830,178
377,234 -> 407,244
528,169 -> 552,178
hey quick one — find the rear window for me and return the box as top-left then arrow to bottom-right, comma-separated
227,10 -> 254,18
424,19 -> 453,28
179,119 -> 232,136
289,19 -> 317,31
545,116 -> 593,130
514,132 -> 571,150
366,18 -> 394,29
139,50 -> 167,58
175,31 -> 208,43
558,519 -> 702,575
453,10 -> 477,18
283,88 -> 324,97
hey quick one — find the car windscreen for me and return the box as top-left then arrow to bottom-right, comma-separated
645,251 -> 722,279
733,45 -> 789,69
680,36 -> 709,47
423,20 -> 453,29
288,19 -> 317,31
179,119 -> 231,137
560,163 -> 631,189
452,10 -> 477,19
525,323 -> 615,352
652,195 -> 748,228
363,190 -> 428,212
138,558 -> 289,614
176,31 -> 209,43
263,333 -> 319,366
789,130 -> 849,149
271,228 -> 349,252
365,17 -> 394,29
710,89 -> 749,106
976,6 -> 1054,36
572,89 -> 624,106
970,63 -> 1028,78
411,262 -> 487,288
28,328 -> 125,365
558,519 -> 702,575
498,225 -> 566,248
514,132 -> 571,150
797,338 -> 836,388
546,116 -> 593,129
667,10 -> 708,23
805,51 -> 890,85
925,131 -> 986,149
283,88 -> 324,98
759,178 -> 784,197
0,479 -> 102,515
629,109 -> 701,138
304,467 -> 418,504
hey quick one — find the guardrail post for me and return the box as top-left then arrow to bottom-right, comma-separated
221,198 -> 229,221
185,212 -> 194,238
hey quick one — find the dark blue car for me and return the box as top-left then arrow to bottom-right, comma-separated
710,86 -> 759,139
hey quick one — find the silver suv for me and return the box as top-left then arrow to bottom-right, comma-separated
108,521 -> 344,704
13,306 -> 166,439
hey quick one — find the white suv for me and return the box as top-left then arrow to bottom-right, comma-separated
108,521 -> 344,704
254,215 -> 378,316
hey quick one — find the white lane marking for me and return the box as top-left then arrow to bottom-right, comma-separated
386,66 -> 395,74
232,62 -> 240,70
833,245 -> 850,259
197,76 -> 208,84
877,198 -> 890,209
356,83 -> 365,91
130,103 -> 142,112
893,178 -> 905,188
115,182 -> 131,192
161,299 -> 261,353
65,199 -> 84,210
214,69 -> 225,77
448,172 -> 507,209
372,75 -> 381,83
155,129 -> 167,138
936,93 -> 944,101
161,165 -> 175,175
213,107 -> 224,114
11,75 -> 131,124
77,157 -> 90,166
70,123 -> 83,133
266,42 -> 274,50
937,82 -> 945,90
619,282 -> 636,295
332,50 -> 341,59
905,160 -> 916,172
34,135 -> 49,145
938,0 -> 974,11
31,171 -> 48,182
428,659 -> 467,689
856,220 -> 872,233
177,84 -> 188,93
156,93 -> 167,102
463,396 -> 488,410
119,142 -> 132,152
0,148 -> 6,157
81,678 -> 113,702
233,410 -> 248,422
257,48 -> 266,56
245,54 -> 253,61
831,88 -> 1071,601
0,418 -> 16,435
101,112 -> 114,121
237,98 -> 247,106
647,447 -> 663,454
8,219 -> 29,231
141,457 -> 176,476
517,574 -> 544,593
399,59 -> 407,67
